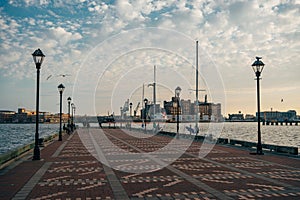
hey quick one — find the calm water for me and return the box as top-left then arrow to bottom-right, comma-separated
129,122 -> 300,148
1,122 -> 299,155
0,123 -> 58,154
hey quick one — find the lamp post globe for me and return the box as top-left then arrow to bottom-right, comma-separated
58,84 -> 65,141
175,86 -> 181,136
32,48 -> 45,160
251,56 -> 265,155
175,86 -> 182,98
32,49 -> 45,69
144,98 -> 148,133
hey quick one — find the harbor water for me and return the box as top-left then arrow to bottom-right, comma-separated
0,123 -> 58,154
0,122 -> 299,155
122,122 -> 300,148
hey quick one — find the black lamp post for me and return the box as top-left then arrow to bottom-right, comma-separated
251,57 -> 265,155
120,106 -> 123,128
58,84 -> 65,141
32,49 -> 45,160
71,103 -> 74,131
175,86 -> 182,137
67,97 -> 71,126
144,98 -> 148,133
73,105 -> 76,128
129,102 -> 132,130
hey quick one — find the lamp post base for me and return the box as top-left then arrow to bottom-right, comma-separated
32,146 -> 40,160
250,146 -> 264,155
256,150 -> 264,155
58,131 -> 62,141
256,143 -> 263,155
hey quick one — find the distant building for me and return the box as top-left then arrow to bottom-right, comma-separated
228,111 -> 244,121
164,97 -> 181,121
198,102 -> 222,121
163,100 -> 174,115
0,110 -> 16,123
163,97 -> 222,122
14,108 -> 48,123
14,108 -> 32,123
245,114 -> 255,121
180,99 -> 191,115
5,108 -> 69,123
257,110 -> 297,122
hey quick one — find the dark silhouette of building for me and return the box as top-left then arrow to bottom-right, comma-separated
257,110 -> 297,122
0,110 -> 16,123
164,96 -> 222,122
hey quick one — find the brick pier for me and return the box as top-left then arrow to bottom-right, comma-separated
0,128 -> 299,199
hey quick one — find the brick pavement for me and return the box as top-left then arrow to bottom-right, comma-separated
0,128 -> 299,200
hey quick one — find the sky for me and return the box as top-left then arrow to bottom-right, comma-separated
0,0 -> 299,117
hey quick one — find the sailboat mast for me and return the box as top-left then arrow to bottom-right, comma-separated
142,83 -> 145,109
153,65 -> 156,116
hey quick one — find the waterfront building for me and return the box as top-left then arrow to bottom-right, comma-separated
180,99 -> 192,115
228,111 -> 244,121
1,108 -> 69,123
14,108 -> 35,123
163,97 -> 181,121
198,102 -> 222,122
257,110 -> 297,122
0,110 -> 16,123
163,100 -> 174,116
163,97 -> 222,122
245,114 -> 256,121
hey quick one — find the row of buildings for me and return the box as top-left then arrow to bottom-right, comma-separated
0,108 -> 69,123
227,110 -> 298,122
141,95 -> 223,122
164,97 -> 222,122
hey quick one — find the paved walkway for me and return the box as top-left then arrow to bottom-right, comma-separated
0,128 -> 299,199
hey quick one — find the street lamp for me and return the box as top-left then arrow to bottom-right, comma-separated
71,103 -> 74,131
144,98 -> 148,133
251,56 -> 265,155
120,106 -> 123,128
67,97 -> 71,127
32,48 -> 45,160
58,84 -> 65,141
73,105 -> 76,128
129,102 -> 133,130
175,86 -> 182,137
129,102 -> 133,117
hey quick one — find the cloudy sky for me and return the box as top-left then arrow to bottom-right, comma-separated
0,0 -> 299,116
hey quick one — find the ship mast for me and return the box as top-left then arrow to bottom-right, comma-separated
153,65 -> 156,117
142,83 -> 145,109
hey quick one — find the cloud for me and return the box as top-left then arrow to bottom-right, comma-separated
1,0 -> 300,115
115,0 -> 145,22
88,1 -> 109,14
49,26 -> 82,45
